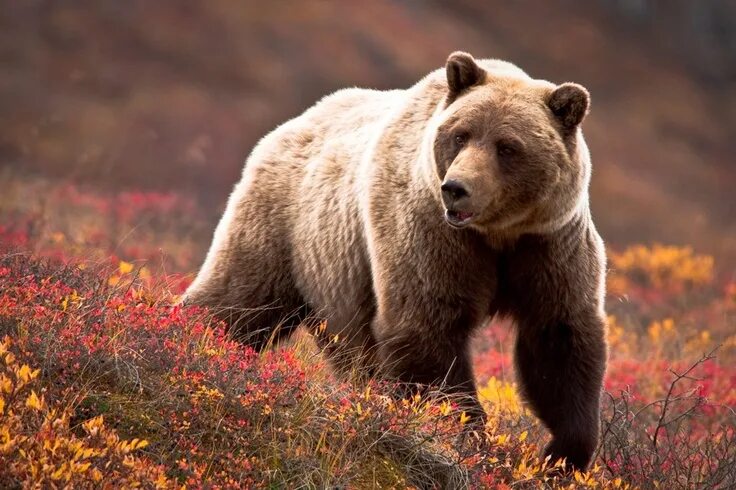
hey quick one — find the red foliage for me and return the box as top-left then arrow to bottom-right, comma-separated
1,176 -> 735,487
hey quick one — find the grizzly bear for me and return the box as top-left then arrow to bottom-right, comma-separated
183,52 -> 608,470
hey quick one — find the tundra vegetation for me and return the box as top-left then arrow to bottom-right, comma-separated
0,173 -> 734,488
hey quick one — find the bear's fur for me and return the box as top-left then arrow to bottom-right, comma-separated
183,52 -> 608,470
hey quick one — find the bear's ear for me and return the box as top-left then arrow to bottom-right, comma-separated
446,51 -> 485,96
547,83 -> 590,130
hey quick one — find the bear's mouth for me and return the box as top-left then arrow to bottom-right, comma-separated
445,209 -> 475,228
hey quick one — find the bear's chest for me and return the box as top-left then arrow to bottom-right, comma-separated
402,220 -> 499,333
439,235 -> 499,324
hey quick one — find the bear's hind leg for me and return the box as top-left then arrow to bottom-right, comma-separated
182,197 -> 310,350
229,291 -> 312,351
184,271 -> 310,351
311,300 -> 380,381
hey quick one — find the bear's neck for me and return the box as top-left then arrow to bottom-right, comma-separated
414,92 -> 453,204
490,203 -> 592,253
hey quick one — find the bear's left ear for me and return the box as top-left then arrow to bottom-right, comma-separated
548,83 -> 590,130
446,51 -> 485,96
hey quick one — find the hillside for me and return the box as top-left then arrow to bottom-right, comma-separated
0,173 -> 734,488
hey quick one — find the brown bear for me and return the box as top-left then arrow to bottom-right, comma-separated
183,51 -> 608,470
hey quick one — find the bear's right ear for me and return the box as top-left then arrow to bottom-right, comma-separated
446,51 -> 485,96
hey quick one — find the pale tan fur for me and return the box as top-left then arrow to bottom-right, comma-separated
184,52 -> 607,470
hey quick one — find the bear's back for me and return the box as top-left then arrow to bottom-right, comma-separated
284,88 -> 407,339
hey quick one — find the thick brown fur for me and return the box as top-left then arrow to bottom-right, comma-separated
183,51 -> 608,470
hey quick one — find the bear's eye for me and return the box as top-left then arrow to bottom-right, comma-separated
496,142 -> 518,158
454,133 -> 468,146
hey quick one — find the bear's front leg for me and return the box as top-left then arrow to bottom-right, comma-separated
514,311 -> 606,470
499,224 -> 608,471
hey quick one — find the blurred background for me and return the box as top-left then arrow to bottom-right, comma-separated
2,0 -> 735,266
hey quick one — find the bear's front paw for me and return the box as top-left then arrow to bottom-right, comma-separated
543,433 -> 596,472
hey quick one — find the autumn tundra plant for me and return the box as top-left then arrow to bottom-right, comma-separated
0,174 -> 735,488
599,245 -> 736,488
0,336 -> 168,487
0,171 -> 210,273
0,253 -> 612,488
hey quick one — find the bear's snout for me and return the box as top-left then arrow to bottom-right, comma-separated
441,179 -> 475,228
440,179 -> 470,207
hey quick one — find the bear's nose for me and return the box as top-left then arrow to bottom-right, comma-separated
441,180 -> 470,204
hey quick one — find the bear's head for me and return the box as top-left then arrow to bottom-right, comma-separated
430,51 -> 592,241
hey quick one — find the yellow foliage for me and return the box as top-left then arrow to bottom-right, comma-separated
684,329 -> 714,356
648,318 -> 675,343
192,384 -> 224,402
438,400 -> 452,416
25,391 -> 43,411
607,315 -> 638,356
118,260 -> 134,275
0,337 -> 167,487
17,364 -> 40,384
478,377 -> 525,416
609,244 -> 713,293
61,290 -> 83,312
4,352 -> 15,366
